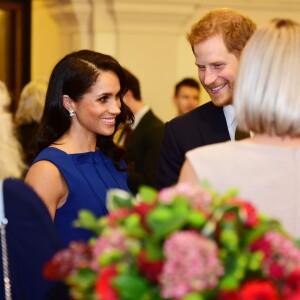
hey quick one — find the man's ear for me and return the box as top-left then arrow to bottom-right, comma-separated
126,90 -> 134,98
62,95 -> 75,111
123,90 -> 132,100
123,90 -> 132,105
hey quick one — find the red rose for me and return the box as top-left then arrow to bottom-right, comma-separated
250,236 -> 272,260
223,211 -> 237,223
133,202 -> 155,230
107,208 -> 131,224
95,266 -> 119,300
230,198 -> 259,227
137,250 -> 163,283
283,268 -> 300,299
268,262 -> 284,279
284,293 -> 300,300
241,202 -> 260,227
239,280 -> 280,300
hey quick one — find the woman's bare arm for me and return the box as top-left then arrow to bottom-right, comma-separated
178,159 -> 199,184
25,161 -> 68,220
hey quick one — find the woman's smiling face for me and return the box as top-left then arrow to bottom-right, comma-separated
72,70 -> 122,137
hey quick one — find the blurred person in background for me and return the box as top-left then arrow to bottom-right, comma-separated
117,68 -> 164,194
15,78 -> 48,165
0,80 -> 25,178
173,77 -> 200,115
0,80 -> 67,299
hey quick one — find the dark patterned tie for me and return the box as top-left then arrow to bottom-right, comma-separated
235,127 -> 250,140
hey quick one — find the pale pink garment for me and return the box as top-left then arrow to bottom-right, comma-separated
186,141 -> 300,237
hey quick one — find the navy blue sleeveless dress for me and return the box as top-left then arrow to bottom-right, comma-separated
33,147 -> 129,247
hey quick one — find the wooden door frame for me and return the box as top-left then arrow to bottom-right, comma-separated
0,0 -> 31,112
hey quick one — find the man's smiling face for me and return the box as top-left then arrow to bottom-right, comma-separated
194,34 -> 239,107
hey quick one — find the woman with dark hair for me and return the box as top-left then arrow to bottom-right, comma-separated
25,50 -> 134,246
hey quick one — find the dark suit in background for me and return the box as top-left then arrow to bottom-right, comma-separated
157,101 -> 230,188
125,109 -> 164,194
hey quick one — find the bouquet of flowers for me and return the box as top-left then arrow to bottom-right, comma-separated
44,182 -> 300,300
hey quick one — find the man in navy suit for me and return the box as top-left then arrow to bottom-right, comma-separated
157,8 -> 257,188
119,68 -> 164,194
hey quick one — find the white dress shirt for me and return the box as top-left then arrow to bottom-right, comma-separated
223,104 -> 236,141
131,105 -> 150,130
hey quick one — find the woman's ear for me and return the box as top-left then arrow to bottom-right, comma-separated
62,95 -> 75,111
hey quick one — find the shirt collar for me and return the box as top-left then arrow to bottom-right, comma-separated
223,104 -> 235,126
132,105 -> 150,130
223,104 -> 236,140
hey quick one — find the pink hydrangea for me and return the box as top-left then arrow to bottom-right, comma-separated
160,231 -> 223,300
157,182 -> 212,211
90,227 -> 129,270
43,241 -> 92,280
251,231 -> 300,279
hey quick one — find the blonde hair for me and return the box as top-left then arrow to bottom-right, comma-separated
15,78 -> 48,125
0,81 -> 25,178
234,19 -> 300,136
187,8 -> 256,57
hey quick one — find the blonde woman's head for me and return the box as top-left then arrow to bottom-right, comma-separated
0,80 -> 11,110
15,78 -> 48,125
0,80 -> 25,178
234,18 -> 300,137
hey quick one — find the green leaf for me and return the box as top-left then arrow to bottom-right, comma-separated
248,251 -> 263,271
67,268 -> 97,300
99,249 -> 124,266
70,268 -> 97,288
145,241 -> 163,260
220,249 -> 247,287
113,273 -> 150,300
218,274 -> 240,290
145,196 -> 191,239
220,228 -> 239,251
123,214 -> 147,238
171,196 -> 190,212
147,206 -> 187,239
183,292 -> 204,300
188,211 -> 206,228
138,185 -> 158,204
107,188 -> 134,211
73,210 -> 100,233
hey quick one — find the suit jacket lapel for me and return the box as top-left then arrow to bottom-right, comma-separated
200,102 -> 230,144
